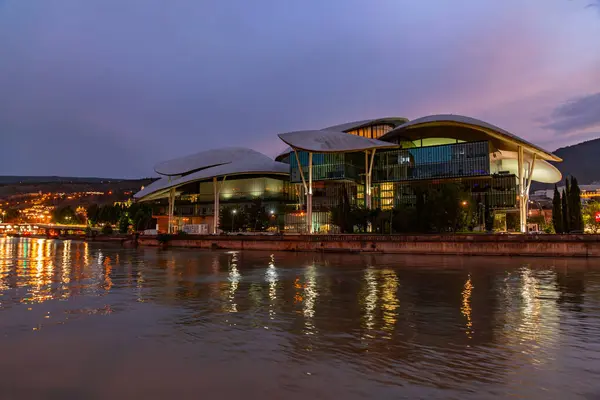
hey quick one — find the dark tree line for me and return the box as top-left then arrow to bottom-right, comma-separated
86,203 -> 154,233
552,176 -> 583,233
330,183 -> 493,234
51,206 -> 85,225
218,199 -> 282,232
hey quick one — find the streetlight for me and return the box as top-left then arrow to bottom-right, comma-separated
232,209 -> 237,232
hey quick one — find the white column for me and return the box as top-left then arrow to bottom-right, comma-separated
168,187 -> 175,234
524,153 -> 537,229
213,177 -> 218,234
518,146 -> 526,233
308,152 -> 313,234
365,151 -> 370,209
293,149 -> 312,234
212,176 -> 227,234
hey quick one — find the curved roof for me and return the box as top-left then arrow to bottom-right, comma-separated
379,114 -> 561,162
135,148 -> 289,201
154,147 -> 270,176
491,150 -> 562,183
278,129 -> 397,153
324,117 -> 408,132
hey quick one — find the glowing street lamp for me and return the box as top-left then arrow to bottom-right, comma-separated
232,209 -> 237,232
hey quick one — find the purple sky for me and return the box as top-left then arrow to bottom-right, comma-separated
1,0 -> 599,178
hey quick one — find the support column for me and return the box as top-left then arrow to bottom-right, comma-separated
308,152 -> 313,234
212,176 -> 227,234
293,149 -> 312,234
213,177 -> 219,234
365,151 -> 370,209
364,150 -> 377,209
168,187 -> 175,234
524,153 -> 537,230
517,146 -> 526,233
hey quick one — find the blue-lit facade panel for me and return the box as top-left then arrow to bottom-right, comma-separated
290,151 -> 364,183
373,141 -> 490,183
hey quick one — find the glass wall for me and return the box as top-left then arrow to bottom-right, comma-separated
372,175 -> 517,210
373,141 -> 490,183
182,177 -> 295,203
346,124 -> 395,139
290,151 -> 364,183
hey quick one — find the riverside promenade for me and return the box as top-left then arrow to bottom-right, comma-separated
137,234 -> 600,257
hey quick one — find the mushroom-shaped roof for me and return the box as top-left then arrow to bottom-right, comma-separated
380,114 -> 561,162
135,148 -> 289,201
323,117 -> 408,132
491,150 -> 562,184
278,129 -> 397,153
154,147 -> 269,176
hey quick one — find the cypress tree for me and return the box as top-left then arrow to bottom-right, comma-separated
562,188 -> 569,233
569,176 -> 583,231
552,185 -> 563,233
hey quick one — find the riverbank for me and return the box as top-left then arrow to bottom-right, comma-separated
137,233 -> 600,257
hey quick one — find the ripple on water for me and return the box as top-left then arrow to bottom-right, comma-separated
0,238 -> 600,399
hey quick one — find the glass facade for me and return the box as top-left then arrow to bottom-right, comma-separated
372,175 -> 517,210
153,177 -> 295,218
373,141 -> 490,183
190,177 -> 294,203
346,124 -> 395,139
290,151 -> 364,183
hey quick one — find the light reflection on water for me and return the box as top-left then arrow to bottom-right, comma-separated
1,237 -> 600,399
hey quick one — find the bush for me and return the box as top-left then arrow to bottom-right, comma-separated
101,224 -> 113,235
156,233 -> 173,243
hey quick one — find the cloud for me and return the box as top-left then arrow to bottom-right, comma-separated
587,0 -> 600,11
543,92 -> 600,134
0,0 -> 598,176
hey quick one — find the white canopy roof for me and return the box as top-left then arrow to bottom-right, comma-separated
491,150 -> 562,183
135,148 -> 289,201
278,129 -> 397,153
381,114 -> 561,162
154,147 -> 271,176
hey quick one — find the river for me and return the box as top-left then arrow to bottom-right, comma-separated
0,237 -> 599,399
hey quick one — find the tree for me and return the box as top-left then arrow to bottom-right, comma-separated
330,185 -> 354,233
552,185 -> 564,233
246,199 -> 270,232
583,201 -> 600,233
484,193 -> 494,232
1,207 -> 20,223
219,206 -> 247,232
130,204 -> 154,231
562,188 -> 570,233
506,212 -> 519,232
101,223 -> 113,235
569,176 -> 583,231
391,204 -> 417,233
52,206 -> 79,224
118,213 -> 131,234
86,204 -> 100,226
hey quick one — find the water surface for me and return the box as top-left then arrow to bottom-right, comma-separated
1,237 -> 600,399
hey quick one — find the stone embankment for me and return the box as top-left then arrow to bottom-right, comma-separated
137,234 -> 600,257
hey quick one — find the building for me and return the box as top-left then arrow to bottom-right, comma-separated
134,114 -> 562,234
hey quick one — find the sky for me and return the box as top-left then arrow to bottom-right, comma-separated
0,0 -> 599,178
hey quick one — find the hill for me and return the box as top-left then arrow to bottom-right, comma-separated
552,138 -> 600,185
0,176 -> 129,185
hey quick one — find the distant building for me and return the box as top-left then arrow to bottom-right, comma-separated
135,114 -> 562,234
